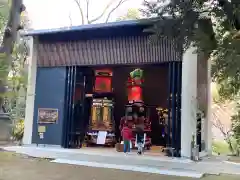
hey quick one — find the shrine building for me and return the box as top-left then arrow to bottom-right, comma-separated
22,19 -> 212,158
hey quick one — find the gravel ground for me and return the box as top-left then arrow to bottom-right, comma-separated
0,151 -> 239,180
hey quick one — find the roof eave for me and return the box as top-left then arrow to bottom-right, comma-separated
21,18 -> 157,37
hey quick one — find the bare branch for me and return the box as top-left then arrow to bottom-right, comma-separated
105,0 -> 128,23
213,115 -> 235,154
69,12 -> 73,26
89,0 -> 117,24
212,112 -> 227,137
85,0 -> 90,24
213,121 -> 227,137
74,0 -> 85,24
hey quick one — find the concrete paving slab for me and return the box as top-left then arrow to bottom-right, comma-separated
51,159 -> 204,178
2,146 -> 240,176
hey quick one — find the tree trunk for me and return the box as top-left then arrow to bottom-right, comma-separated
0,0 -> 23,111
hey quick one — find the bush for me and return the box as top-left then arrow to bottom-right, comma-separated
12,119 -> 24,142
231,104 -> 240,156
212,140 -> 231,155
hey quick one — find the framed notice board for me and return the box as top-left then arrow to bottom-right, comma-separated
38,108 -> 58,124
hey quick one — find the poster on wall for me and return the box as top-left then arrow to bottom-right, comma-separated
38,108 -> 58,124
96,131 -> 107,144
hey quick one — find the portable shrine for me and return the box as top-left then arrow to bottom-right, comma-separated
87,69 -> 115,146
120,68 -> 152,150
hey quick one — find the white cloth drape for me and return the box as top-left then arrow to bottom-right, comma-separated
134,133 -> 146,147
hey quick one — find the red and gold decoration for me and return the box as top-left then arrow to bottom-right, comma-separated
156,107 -> 168,137
127,68 -> 144,102
90,98 -> 114,131
127,85 -> 142,102
119,68 -> 152,150
94,69 -> 112,93
87,69 -> 115,146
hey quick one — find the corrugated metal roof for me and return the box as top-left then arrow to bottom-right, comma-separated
37,36 -> 181,67
23,19 -> 154,37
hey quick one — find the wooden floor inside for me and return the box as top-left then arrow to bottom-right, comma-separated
145,145 -> 165,156
81,145 -> 166,157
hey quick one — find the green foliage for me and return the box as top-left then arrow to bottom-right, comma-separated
142,0 -> 240,100
142,0 -> 215,52
0,3 -> 9,77
117,8 -> 140,21
4,40 -> 28,120
231,103 -> 240,156
211,23 -> 240,100
212,138 -> 239,156
0,1 -> 27,144
0,2 -> 9,107
212,83 -> 222,103
0,1 -> 9,30
12,118 -> 24,141
0,4 -> 28,134
143,0 -> 240,153
212,140 -> 231,155
0,55 -> 8,80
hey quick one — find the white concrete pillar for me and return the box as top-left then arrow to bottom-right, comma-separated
206,59 -> 212,154
181,46 -> 198,158
23,37 -> 37,145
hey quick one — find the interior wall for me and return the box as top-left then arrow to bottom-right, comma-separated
112,64 -> 169,142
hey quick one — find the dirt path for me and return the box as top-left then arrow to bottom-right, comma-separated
228,156 -> 240,163
0,151 -> 239,180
